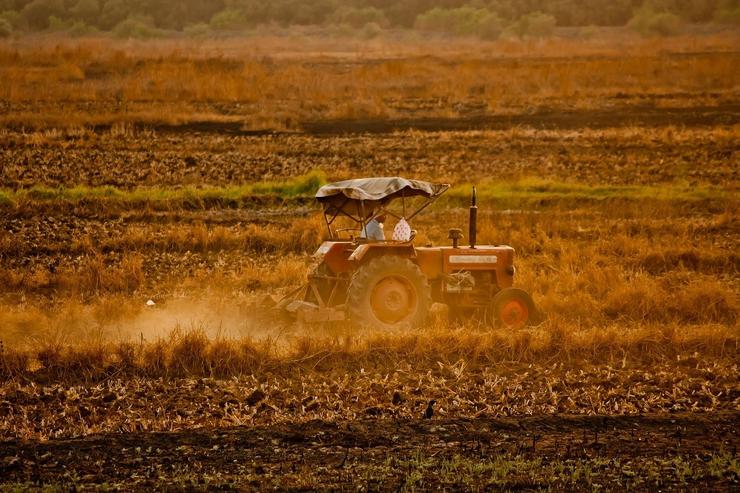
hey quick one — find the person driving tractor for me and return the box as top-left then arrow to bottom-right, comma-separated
361,213 -> 387,241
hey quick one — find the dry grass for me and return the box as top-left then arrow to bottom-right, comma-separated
0,322 -> 737,383
0,34 -> 737,129
1,199 -> 736,382
2,258 -> 736,382
0,252 -> 145,296
1,182 -> 735,310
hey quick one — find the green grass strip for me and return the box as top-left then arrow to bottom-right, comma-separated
0,174 -> 733,209
448,178 -> 732,203
4,170 -> 328,206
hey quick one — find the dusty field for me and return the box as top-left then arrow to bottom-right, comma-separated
0,35 -> 738,490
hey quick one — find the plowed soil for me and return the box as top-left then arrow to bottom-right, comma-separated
1,412 -> 737,490
300,104 -> 740,134
1,113 -> 737,189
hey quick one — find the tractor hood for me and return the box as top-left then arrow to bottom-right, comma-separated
316,177 -> 449,219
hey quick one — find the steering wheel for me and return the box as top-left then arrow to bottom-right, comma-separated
333,228 -> 362,240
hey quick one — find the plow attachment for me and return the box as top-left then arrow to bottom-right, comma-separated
259,285 -> 347,324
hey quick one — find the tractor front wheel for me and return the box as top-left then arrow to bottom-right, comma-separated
489,288 -> 537,329
347,256 -> 432,330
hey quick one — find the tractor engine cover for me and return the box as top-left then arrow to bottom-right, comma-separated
313,241 -> 353,274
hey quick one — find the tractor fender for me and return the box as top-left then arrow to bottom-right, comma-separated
349,243 -> 416,265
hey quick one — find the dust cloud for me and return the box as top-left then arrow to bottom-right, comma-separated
0,294 -> 294,350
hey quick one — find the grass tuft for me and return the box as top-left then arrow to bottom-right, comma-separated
0,190 -> 12,206
249,170 -> 327,197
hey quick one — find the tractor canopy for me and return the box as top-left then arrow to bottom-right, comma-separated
316,177 -> 449,227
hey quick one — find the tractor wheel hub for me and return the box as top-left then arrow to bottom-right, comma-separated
370,276 -> 417,325
500,299 -> 529,327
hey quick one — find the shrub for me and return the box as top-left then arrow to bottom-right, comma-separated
209,9 -> 248,31
21,0 -> 63,30
0,17 -> 11,37
502,11 -> 556,39
184,22 -> 210,37
628,8 -> 683,36
475,11 -> 504,40
675,0 -> 722,23
415,7 -> 479,35
70,0 -> 99,23
113,16 -> 160,39
415,7 -> 503,40
332,6 -> 387,29
0,10 -> 21,29
98,0 -> 128,30
714,5 -> 740,25
361,21 -> 383,39
47,14 -> 67,31
68,19 -> 97,37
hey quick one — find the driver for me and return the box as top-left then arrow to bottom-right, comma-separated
361,213 -> 386,241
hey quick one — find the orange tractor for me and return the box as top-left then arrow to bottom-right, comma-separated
279,177 -> 538,329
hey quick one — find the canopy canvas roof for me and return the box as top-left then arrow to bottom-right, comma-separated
316,177 -> 449,220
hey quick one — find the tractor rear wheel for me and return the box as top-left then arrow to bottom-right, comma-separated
489,288 -> 537,329
347,256 -> 432,330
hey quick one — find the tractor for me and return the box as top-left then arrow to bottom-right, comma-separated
277,177 -> 538,330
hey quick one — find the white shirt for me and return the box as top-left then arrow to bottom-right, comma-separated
361,218 -> 384,241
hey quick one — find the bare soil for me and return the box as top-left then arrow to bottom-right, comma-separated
0,412 -> 736,490
9,102 -> 735,136
2,106 -> 737,189
300,104 -> 740,134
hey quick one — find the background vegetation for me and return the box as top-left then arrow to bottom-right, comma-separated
0,0 -> 738,39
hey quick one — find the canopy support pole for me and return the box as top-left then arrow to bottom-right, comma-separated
323,208 -> 333,239
359,200 -> 367,238
407,185 -> 450,220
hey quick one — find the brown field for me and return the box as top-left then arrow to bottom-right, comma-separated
0,34 -> 738,490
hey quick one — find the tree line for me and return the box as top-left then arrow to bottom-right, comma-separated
0,0 -> 738,38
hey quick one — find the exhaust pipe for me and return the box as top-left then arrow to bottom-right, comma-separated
469,186 -> 477,249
